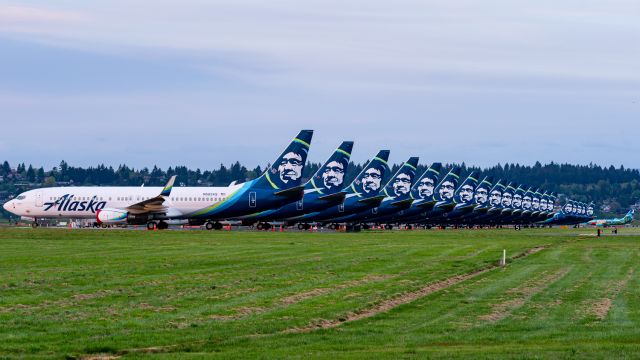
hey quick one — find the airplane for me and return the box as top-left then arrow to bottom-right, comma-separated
470,179 -> 506,225
324,156 -> 420,228
2,130 -> 314,230
587,209 -> 634,227
292,150 -> 391,229
541,199 -> 585,226
236,141 -> 354,230
420,170 -> 481,225
449,175 -> 495,225
488,182 -> 518,225
363,162 -> 444,228
397,167 -> 463,227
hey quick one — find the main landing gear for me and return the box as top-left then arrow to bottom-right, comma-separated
205,221 -> 223,231
297,223 -> 311,230
147,221 -> 169,230
255,222 -> 272,231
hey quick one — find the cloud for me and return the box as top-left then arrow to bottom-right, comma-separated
1,1 -> 639,169
0,4 -> 88,24
1,1 -> 639,86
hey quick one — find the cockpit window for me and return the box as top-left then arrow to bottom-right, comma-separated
16,195 -> 26,200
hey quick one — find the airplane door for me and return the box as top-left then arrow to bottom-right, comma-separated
249,192 -> 257,208
35,192 -> 43,207
338,204 -> 345,213
296,199 -> 303,211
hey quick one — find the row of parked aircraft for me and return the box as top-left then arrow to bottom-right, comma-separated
3,130 -> 597,230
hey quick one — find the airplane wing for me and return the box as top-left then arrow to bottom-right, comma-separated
126,176 -> 176,215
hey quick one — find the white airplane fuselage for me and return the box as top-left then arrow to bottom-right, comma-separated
3,185 -> 241,220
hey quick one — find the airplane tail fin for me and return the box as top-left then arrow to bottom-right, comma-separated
411,163 -> 443,200
346,150 -> 391,198
586,201 -> 595,216
501,182 -> 517,208
305,141 -> 353,195
532,188 -> 543,210
488,180 -> 506,208
255,130 -> 313,190
472,176 -> 494,206
433,167 -> 462,202
382,157 -> 419,199
548,192 -> 558,211
626,209 -> 635,220
453,170 -> 480,205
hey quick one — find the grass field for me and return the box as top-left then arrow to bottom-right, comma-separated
1,227 -> 639,359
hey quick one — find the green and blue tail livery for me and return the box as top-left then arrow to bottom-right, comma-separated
306,141 -> 353,195
433,167 -> 461,202
383,156 -> 419,199
256,130 -> 313,190
411,163 -> 443,201
347,150 -> 391,198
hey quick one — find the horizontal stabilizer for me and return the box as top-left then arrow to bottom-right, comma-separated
416,200 -> 437,209
474,207 -> 490,214
357,195 -> 386,206
391,198 -> 414,207
274,185 -> 305,198
317,192 -> 347,202
457,204 -> 477,212
437,202 -> 457,212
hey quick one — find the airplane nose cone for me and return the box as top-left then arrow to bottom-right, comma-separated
3,201 -> 10,212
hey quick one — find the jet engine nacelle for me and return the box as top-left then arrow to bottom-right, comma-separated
96,208 -> 129,224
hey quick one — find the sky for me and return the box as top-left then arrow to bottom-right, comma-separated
1,1 -> 639,171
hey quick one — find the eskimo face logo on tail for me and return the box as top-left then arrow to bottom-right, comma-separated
438,180 -> 455,201
563,203 -> 573,213
322,160 -> 345,190
540,198 -> 548,211
417,176 -> 436,199
513,193 -> 523,208
362,167 -> 383,194
277,152 -> 304,184
501,192 -> 513,207
489,190 -> 502,207
474,186 -> 489,205
522,195 -> 532,210
458,184 -> 475,204
393,172 -> 412,196
532,197 -> 540,210
43,194 -> 106,213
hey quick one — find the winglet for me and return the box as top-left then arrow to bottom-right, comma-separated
161,175 -> 177,197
